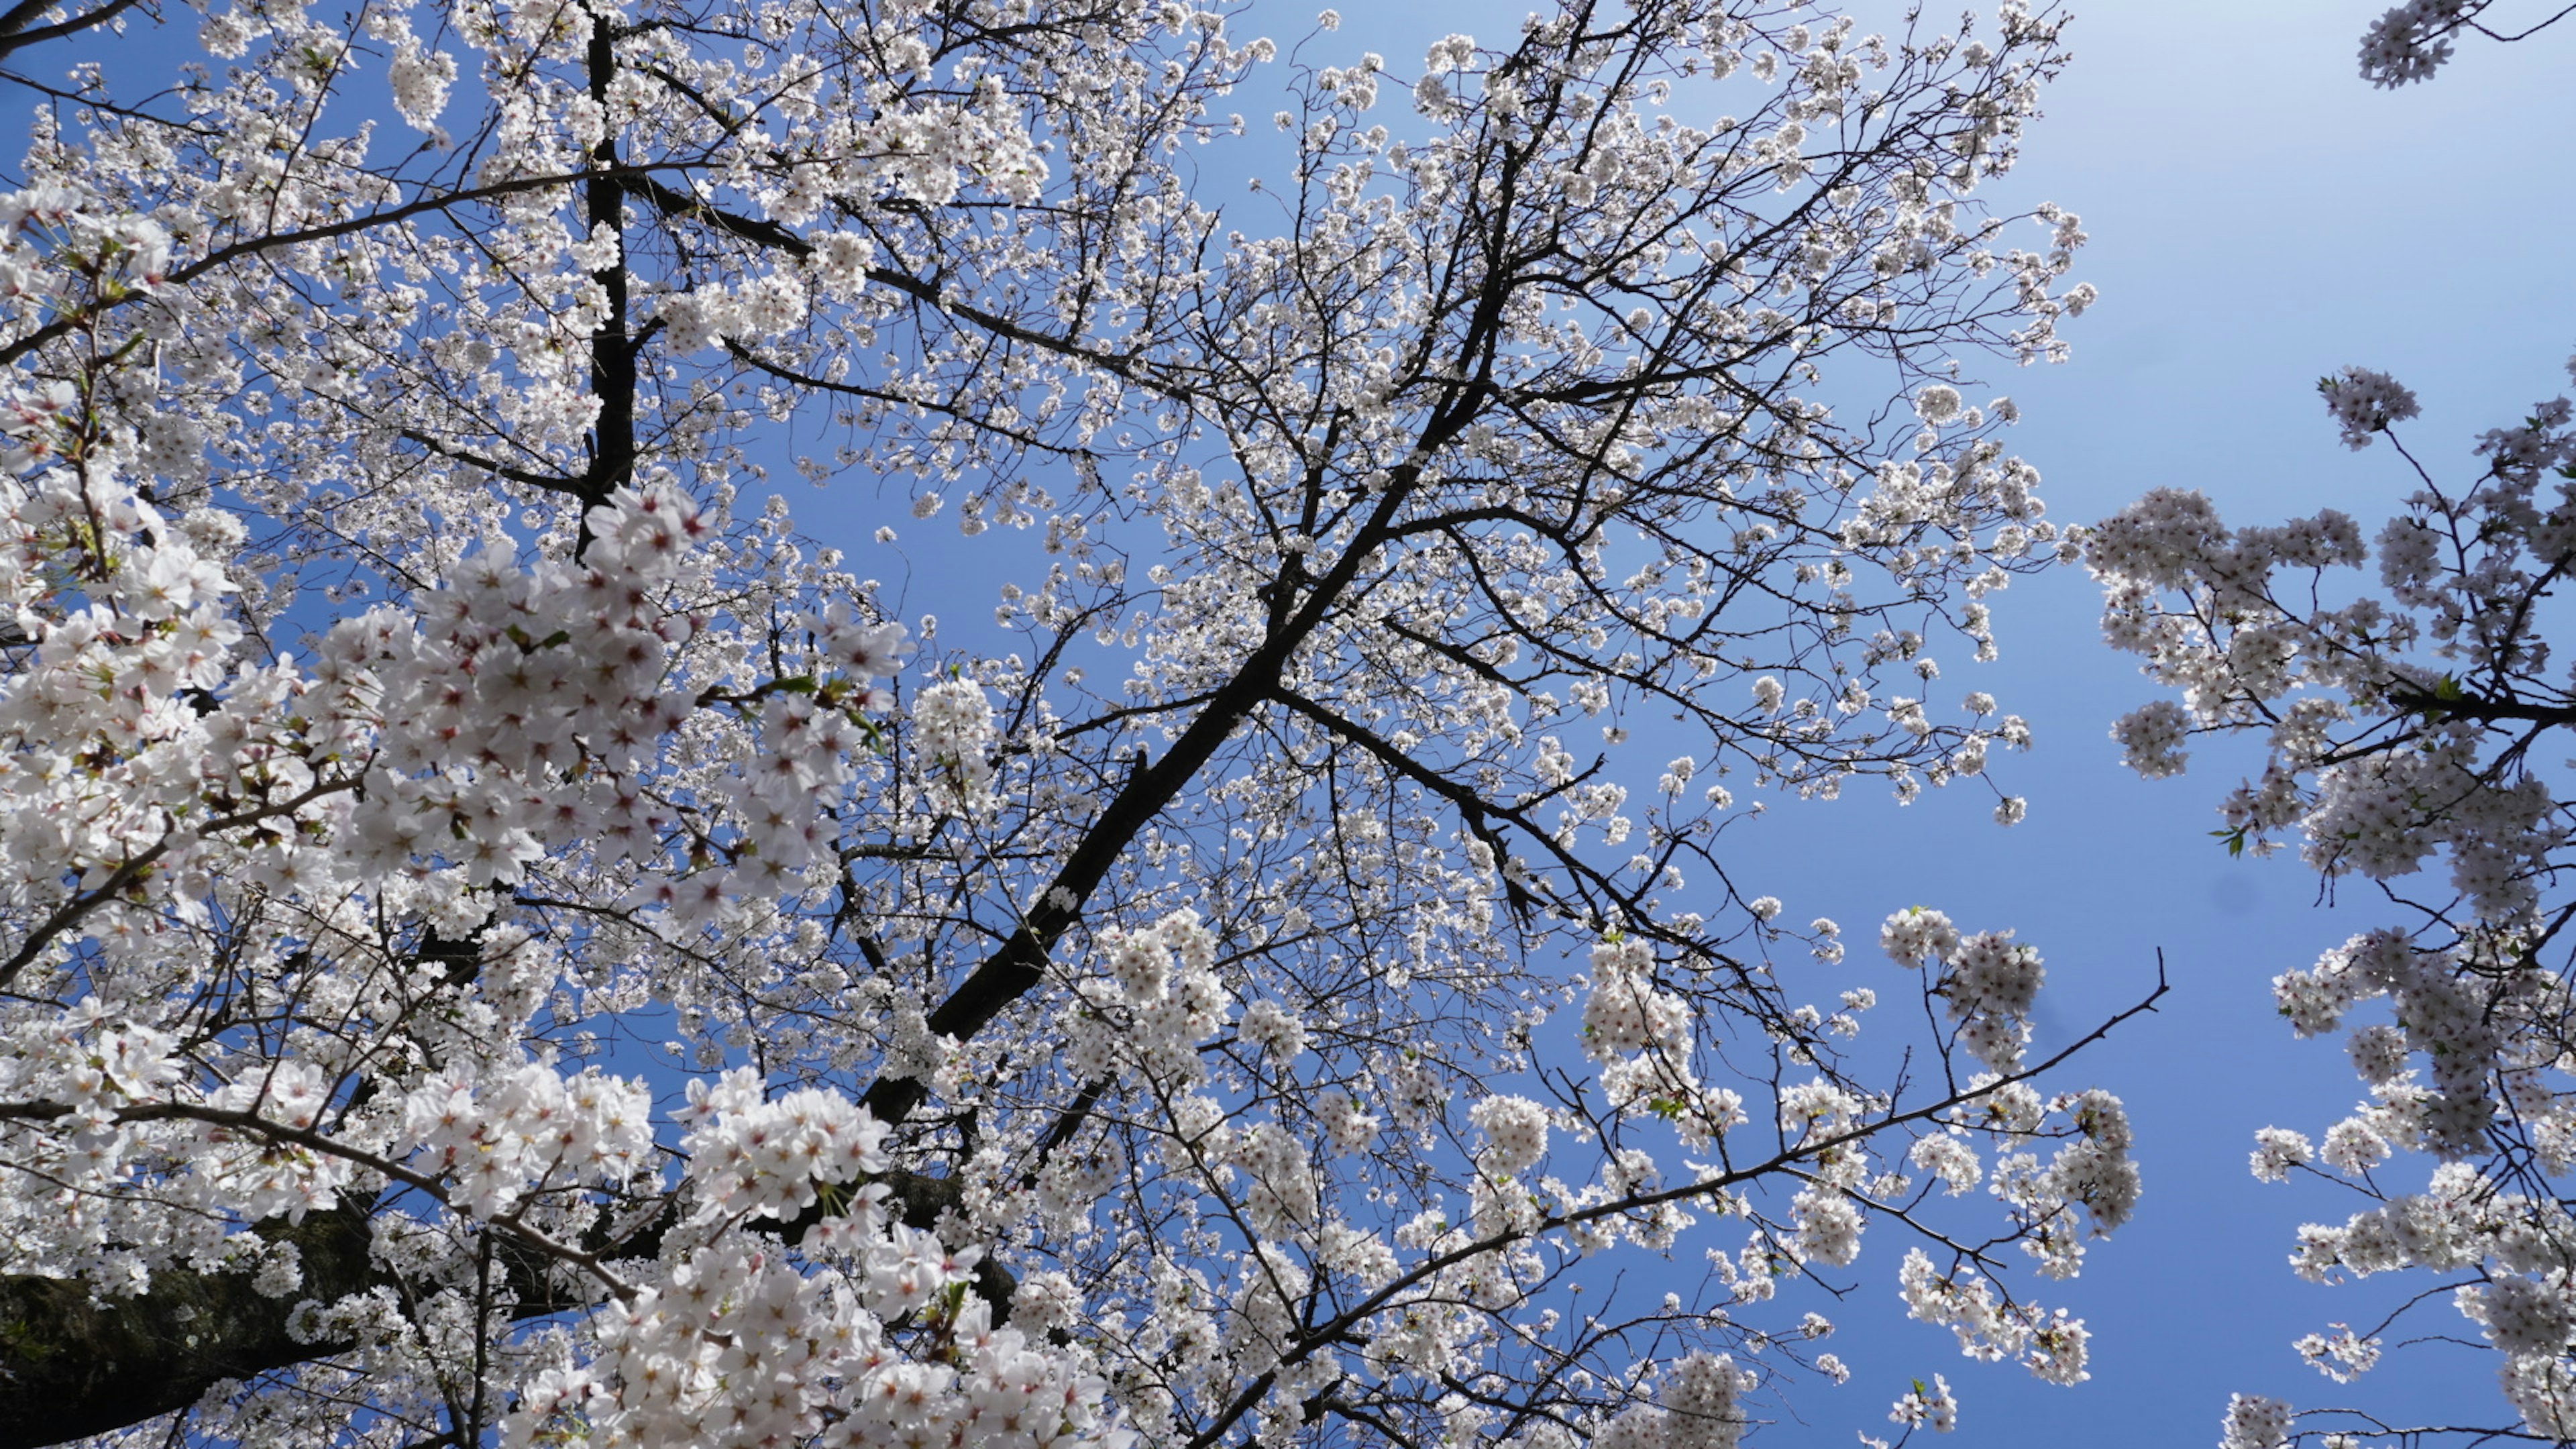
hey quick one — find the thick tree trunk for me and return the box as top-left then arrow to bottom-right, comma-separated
0,1206 -> 378,1449
0,1171 -> 1002,1448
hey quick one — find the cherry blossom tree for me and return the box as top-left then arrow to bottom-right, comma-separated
0,2 -> 2141,1448
2089,15 -> 2576,1447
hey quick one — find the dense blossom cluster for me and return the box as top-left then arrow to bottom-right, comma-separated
1593,1353 -> 1752,1449
2356,1 -> 2483,85
2352,0 -> 2575,85
0,1 -> 2147,1448
1880,908 -> 2048,1070
511,1234 -> 1124,1449
2219,1393 -> 2294,1449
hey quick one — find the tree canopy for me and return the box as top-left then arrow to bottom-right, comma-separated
0,2 -> 2153,1448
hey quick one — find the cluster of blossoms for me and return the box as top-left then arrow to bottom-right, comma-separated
1580,936 -> 1700,1113
908,678 -> 998,812
1063,908 -> 1233,1087
400,1063 -> 659,1220
2320,366 -> 2424,448
2267,928 -> 2508,1155
1880,908 -> 2046,1069
448,1065 -> 1130,1449
1468,1093 -> 1549,1177
1593,1353 -> 1754,1449
1886,1071 -> 2135,1355
2219,1392 -> 2295,1449
0,186 -> 172,362
2355,0 -> 2500,86
512,1213 -> 1124,1449
2093,352 -> 2576,1440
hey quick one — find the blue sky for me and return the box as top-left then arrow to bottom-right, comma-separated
799,3 -> 2574,1444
